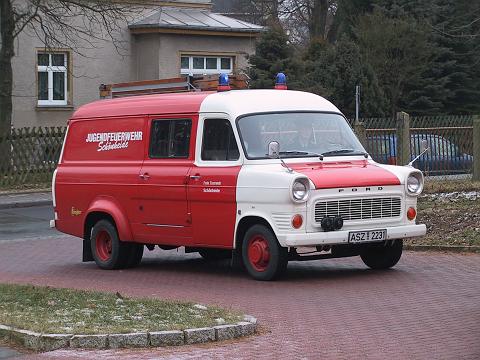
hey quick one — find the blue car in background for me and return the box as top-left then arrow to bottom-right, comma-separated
367,134 -> 473,175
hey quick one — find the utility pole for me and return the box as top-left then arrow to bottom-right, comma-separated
355,85 -> 360,123
353,85 -> 366,148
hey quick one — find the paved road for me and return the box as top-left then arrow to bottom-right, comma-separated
0,347 -> 20,360
0,206 -> 59,242
0,234 -> 478,360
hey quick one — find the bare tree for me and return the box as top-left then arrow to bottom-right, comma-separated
0,0 -> 142,143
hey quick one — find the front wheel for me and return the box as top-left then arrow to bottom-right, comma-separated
360,240 -> 403,269
242,224 -> 288,281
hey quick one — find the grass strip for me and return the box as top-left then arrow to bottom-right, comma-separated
0,284 -> 242,335
423,179 -> 480,194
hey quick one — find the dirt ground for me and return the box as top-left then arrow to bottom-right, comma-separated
411,194 -> 480,248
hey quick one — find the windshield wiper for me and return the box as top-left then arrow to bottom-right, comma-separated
278,150 -> 319,156
321,149 -> 368,157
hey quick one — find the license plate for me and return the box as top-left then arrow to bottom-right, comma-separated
348,229 -> 387,243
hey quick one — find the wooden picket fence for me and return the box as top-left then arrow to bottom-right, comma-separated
0,127 -> 67,187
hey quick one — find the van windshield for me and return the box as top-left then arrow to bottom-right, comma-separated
237,112 -> 366,159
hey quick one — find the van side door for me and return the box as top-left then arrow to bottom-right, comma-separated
134,116 -> 195,246
187,115 -> 242,248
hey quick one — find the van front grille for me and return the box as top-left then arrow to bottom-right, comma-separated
314,197 -> 402,222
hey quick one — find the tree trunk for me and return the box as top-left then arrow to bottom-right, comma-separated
0,0 -> 15,171
266,0 -> 282,30
309,0 -> 329,40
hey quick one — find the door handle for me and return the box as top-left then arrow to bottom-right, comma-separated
189,175 -> 201,180
139,173 -> 150,180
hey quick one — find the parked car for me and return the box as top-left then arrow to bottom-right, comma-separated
367,133 -> 473,175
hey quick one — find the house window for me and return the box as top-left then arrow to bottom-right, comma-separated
180,55 -> 233,75
37,52 -> 69,106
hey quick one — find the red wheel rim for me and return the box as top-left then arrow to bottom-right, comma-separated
95,230 -> 112,261
247,235 -> 270,272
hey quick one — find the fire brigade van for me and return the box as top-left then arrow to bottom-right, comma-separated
51,74 -> 426,281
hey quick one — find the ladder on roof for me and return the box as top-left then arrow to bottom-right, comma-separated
99,74 -> 248,99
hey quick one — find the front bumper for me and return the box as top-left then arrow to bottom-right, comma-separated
278,224 -> 426,247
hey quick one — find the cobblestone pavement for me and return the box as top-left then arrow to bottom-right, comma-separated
0,236 -> 478,359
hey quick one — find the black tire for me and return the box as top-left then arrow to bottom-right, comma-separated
360,240 -> 403,270
198,248 -> 232,261
242,224 -> 288,281
126,244 -> 144,268
90,219 -> 130,270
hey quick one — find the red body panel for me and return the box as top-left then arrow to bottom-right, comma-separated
55,117 -> 145,239
133,115 -> 198,246
290,160 -> 401,189
55,93 -> 214,246
187,165 -> 241,248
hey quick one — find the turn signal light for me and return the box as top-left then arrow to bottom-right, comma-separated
407,207 -> 417,220
292,214 -> 303,229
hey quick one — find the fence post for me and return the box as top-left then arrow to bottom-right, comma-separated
354,121 -> 367,149
473,115 -> 480,181
396,111 -> 410,166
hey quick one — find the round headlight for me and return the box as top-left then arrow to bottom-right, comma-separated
407,173 -> 423,195
292,180 -> 308,201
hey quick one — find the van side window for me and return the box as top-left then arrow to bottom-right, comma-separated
149,119 -> 191,158
201,119 -> 239,161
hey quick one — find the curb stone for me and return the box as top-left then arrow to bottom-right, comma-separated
0,316 -> 257,351
236,322 -> 256,337
184,327 -> 215,345
405,244 -> 480,252
70,334 -> 108,349
0,200 -> 52,210
108,332 -> 149,348
214,324 -> 237,341
9,328 -> 40,350
149,330 -> 184,347
38,334 -> 72,352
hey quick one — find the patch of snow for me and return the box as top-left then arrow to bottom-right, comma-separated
193,304 -> 207,310
421,191 -> 480,202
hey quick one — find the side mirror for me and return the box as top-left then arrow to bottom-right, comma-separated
268,141 -> 280,158
268,141 -> 293,173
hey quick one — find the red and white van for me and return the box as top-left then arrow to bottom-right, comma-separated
52,78 -> 426,280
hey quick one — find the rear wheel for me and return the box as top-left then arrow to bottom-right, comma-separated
90,219 -> 130,269
242,224 -> 288,281
198,248 -> 232,261
360,240 -> 403,269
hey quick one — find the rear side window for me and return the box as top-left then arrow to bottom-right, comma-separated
201,119 -> 239,161
149,119 -> 191,158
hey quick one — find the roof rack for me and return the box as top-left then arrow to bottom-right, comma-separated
99,74 -> 248,99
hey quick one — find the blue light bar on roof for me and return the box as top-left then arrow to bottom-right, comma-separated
218,73 -> 231,92
275,72 -> 287,90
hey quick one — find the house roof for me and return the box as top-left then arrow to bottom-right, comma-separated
129,8 -> 263,35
